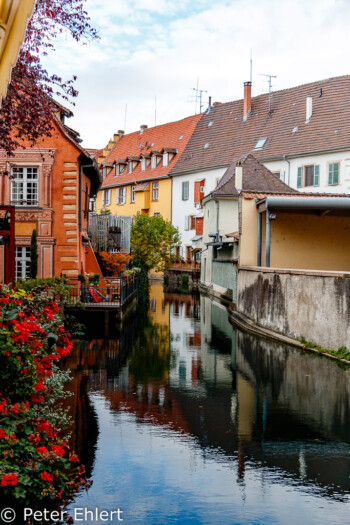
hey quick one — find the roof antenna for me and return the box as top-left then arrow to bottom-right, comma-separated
124,104 -> 127,132
192,78 -> 208,114
250,48 -> 253,83
260,74 -> 277,113
155,96 -> 157,126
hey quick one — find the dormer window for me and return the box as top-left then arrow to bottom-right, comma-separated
163,153 -> 168,167
128,156 -> 139,174
151,156 -> 157,169
115,160 -> 126,177
141,158 -> 147,171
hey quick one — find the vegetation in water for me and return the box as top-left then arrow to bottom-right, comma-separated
301,340 -> 350,361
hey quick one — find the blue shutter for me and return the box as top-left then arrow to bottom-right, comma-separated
297,167 -> 302,188
314,165 -> 320,186
184,216 -> 189,231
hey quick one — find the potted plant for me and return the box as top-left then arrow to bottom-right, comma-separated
78,274 -> 86,283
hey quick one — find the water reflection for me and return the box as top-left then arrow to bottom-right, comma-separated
67,285 -> 350,524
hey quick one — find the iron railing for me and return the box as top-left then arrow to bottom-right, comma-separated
65,276 -> 139,307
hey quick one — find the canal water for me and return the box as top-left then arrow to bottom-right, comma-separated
64,284 -> 350,524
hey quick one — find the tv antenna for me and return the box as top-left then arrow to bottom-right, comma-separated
191,78 -> 208,114
260,74 -> 277,113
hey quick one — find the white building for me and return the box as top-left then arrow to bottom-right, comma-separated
170,76 -> 350,255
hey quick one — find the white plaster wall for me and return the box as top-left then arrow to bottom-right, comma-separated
263,150 -> 350,193
171,167 -> 227,251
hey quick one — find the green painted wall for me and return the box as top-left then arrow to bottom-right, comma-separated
212,260 -> 237,301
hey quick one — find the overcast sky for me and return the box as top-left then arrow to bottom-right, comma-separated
43,0 -> 350,149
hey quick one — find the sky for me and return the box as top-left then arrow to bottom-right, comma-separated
43,0 -> 350,149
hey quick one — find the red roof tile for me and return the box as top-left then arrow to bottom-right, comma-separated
101,114 -> 202,188
170,75 -> 350,175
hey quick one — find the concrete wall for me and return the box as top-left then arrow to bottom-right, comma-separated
237,267 -> 350,349
212,260 -> 237,300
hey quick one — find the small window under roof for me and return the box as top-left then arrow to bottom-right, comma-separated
254,137 -> 267,150
204,143 -> 210,149
208,121 -> 214,127
178,135 -> 183,140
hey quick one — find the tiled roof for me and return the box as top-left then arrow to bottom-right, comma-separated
170,75 -> 350,175
209,154 -> 298,198
101,114 -> 202,188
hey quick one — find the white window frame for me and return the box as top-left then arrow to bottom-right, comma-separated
152,182 -> 159,201
128,161 -> 133,174
11,166 -> 39,207
151,156 -> 157,169
15,246 -> 31,280
163,153 -> 169,167
141,158 -> 147,172
117,187 -> 126,205
131,185 -> 136,203
102,189 -> 111,206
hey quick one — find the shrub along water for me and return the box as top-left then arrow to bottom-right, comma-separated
0,280 -> 91,508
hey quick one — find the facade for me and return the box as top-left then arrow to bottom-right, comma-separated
95,115 -> 202,221
0,0 -> 35,103
170,76 -> 350,256
0,107 -> 101,281
200,155 -> 297,300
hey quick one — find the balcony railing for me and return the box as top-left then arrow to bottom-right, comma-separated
65,276 -> 139,308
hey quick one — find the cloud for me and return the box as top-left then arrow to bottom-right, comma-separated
42,0 -> 350,147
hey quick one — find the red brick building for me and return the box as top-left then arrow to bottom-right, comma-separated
0,105 -> 101,281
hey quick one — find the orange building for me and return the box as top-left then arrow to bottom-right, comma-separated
0,105 -> 101,281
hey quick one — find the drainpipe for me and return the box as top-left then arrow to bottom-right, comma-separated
283,155 -> 291,186
266,209 -> 271,267
216,199 -> 219,241
257,212 -> 262,266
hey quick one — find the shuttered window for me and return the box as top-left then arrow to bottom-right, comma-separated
328,162 -> 340,185
182,181 -> 189,200
297,167 -> 302,188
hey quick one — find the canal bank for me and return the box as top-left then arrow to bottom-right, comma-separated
64,284 -> 350,525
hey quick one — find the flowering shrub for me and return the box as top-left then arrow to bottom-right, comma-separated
0,282 -> 91,505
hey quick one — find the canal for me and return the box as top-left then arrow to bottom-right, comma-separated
64,284 -> 350,524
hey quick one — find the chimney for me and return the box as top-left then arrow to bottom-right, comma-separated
235,161 -> 243,192
140,124 -> 148,133
243,81 -> 252,121
117,129 -> 125,137
306,95 -> 312,123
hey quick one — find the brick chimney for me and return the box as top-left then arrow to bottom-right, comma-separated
117,130 -> 125,136
140,124 -> 148,133
243,81 -> 252,121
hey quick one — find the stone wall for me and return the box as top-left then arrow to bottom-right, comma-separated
212,260 -> 237,301
237,267 -> 350,349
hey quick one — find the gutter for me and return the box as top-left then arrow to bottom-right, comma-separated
260,145 -> 350,163
169,164 -> 230,178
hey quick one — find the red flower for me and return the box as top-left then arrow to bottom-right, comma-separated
37,446 -> 49,455
34,382 -> 45,392
70,454 -> 80,463
1,473 -> 18,486
51,445 -> 65,457
40,471 -> 54,484
0,429 -> 8,440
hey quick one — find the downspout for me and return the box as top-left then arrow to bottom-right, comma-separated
216,199 -> 219,241
257,212 -> 262,266
283,155 -> 291,186
266,209 -> 271,268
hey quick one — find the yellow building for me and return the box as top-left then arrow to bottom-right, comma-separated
0,0 -> 36,103
95,115 -> 202,220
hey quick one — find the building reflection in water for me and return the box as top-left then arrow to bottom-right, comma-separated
66,284 -> 350,521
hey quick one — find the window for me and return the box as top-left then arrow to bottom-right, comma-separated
141,158 -> 147,171
152,182 -> 159,201
11,167 -> 38,207
163,153 -> 168,167
151,156 -> 157,169
297,165 -> 320,188
131,185 -> 136,203
115,163 -> 126,177
15,247 -> 31,279
254,137 -> 267,150
117,187 -> 126,204
328,162 -> 340,185
154,212 -> 160,217
102,167 -> 107,180
102,189 -> 111,206
190,216 -> 196,230
128,161 -> 133,174
182,181 -> 189,200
